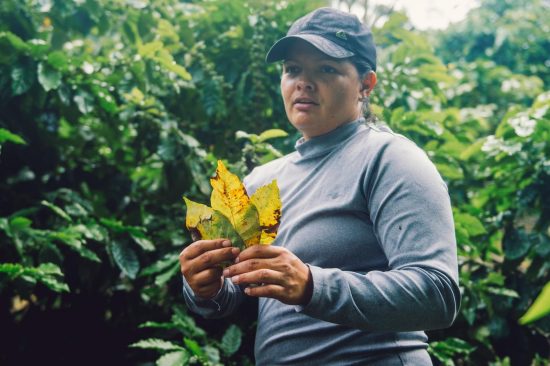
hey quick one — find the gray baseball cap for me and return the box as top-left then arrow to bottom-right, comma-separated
265,7 -> 377,71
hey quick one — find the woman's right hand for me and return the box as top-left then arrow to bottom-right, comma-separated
179,239 -> 240,299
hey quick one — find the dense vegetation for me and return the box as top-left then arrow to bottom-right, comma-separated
0,0 -> 548,365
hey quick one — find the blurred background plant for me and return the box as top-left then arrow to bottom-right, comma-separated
0,0 -> 548,365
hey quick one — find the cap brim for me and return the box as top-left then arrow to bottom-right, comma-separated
265,34 -> 354,63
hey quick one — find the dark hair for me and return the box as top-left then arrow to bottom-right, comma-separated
349,56 -> 378,124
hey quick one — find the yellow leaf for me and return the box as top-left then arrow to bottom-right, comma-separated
250,180 -> 281,244
210,161 -> 261,247
183,161 -> 281,251
183,197 -> 245,249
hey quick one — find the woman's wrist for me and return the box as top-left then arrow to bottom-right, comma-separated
301,265 -> 314,306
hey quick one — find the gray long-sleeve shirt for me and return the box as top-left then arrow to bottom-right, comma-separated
182,119 -> 460,365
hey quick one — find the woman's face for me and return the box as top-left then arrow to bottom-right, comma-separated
281,39 -> 364,140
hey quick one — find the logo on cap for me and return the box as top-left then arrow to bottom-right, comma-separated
335,30 -> 347,40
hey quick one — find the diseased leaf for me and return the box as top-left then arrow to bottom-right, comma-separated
183,160 -> 281,251
183,197 -> 244,249
210,160 -> 261,247
250,180 -> 281,244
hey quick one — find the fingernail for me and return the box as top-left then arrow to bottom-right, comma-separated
231,275 -> 239,284
244,287 -> 250,295
222,240 -> 231,247
235,257 -> 240,264
231,247 -> 239,256
223,269 -> 229,277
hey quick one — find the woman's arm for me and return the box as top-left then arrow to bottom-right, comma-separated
299,135 -> 460,331
180,239 -> 245,318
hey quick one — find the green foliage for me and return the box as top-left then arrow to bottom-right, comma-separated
132,306 -> 245,366
156,351 -> 190,366
0,0 -> 548,365
0,0 -> 319,363
233,128 -> 288,176
0,128 -> 26,144
520,281 -> 550,325
428,337 -> 476,366
436,0 -> 550,85
111,241 -> 140,279
220,325 -> 243,357
130,338 -> 186,352
0,262 -> 69,293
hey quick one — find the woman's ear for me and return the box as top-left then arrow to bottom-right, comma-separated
361,71 -> 377,97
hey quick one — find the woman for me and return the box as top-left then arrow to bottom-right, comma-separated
180,7 -> 460,365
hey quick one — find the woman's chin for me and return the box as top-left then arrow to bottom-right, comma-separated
290,116 -> 319,130
290,122 -> 317,137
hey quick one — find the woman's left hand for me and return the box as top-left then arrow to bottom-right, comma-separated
222,245 -> 313,306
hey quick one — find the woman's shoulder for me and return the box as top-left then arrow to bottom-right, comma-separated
359,122 -> 445,185
356,122 -> 426,159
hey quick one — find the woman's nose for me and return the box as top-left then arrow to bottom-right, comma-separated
296,77 -> 315,91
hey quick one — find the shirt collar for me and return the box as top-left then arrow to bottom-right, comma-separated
294,118 -> 365,159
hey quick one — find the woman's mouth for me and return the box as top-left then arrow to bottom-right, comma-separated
294,97 -> 318,111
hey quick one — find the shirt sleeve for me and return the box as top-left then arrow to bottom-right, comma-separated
297,135 -> 461,332
181,275 -> 245,319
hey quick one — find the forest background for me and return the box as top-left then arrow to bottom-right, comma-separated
0,0 -> 549,365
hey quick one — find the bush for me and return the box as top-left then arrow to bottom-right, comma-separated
0,0 -> 548,365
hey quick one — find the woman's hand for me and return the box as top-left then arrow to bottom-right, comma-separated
179,239 -> 240,299
222,245 -> 313,306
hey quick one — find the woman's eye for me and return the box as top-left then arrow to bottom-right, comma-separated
284,65 -> 300,74
321,65 -> 337,73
